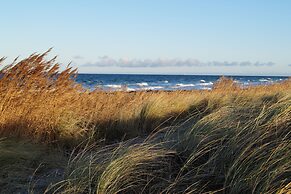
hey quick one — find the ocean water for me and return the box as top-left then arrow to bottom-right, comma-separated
76,74 -> 289,91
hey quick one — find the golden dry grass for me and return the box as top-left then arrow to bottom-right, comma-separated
1,51 -> 290,144
0,51 -> 290,193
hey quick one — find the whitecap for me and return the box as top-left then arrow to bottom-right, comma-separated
126,88 -> 136,92
175,83 -> 195,87
105,84 -> 123,88
259,79 -> 269,82
198,82 -> 213,86
141,86 -> 164,90
201,87 -> 212,90
136,82 -> 149,87
200,79 -> 206,83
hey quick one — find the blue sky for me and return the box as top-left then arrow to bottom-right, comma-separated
1,0 -> 290,76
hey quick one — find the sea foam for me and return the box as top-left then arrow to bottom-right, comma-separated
136,82 -> 149,87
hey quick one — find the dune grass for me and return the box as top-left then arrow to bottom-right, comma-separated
0,138 -> 66,193
0,51 -> 290,193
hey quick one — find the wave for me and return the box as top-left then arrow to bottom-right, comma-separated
201,87 -> 212,90
126,88 -> 136,92
259,79 -> 270,82
197,82 -> 213,86
174,83 -> 195,88
141,86 -> 164,90
105,84 -> 123,88
78,75 -> 288,92
136,82 -> 149,87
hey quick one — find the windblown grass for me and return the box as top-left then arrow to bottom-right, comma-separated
0,138 -> 66,193
0,51 -> 290,193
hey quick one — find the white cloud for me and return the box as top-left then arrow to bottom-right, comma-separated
81,56 -> 275,68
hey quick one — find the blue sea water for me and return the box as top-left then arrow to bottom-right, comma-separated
76,74 -> 289,91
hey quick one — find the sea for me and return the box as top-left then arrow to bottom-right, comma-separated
76,74 -> 289,91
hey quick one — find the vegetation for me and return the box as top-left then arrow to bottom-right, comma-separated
0,51 -> 290,193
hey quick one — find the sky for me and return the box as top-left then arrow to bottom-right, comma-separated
0,0 -> 291,76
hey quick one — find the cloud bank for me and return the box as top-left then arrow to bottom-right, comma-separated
81,56 -> 275,68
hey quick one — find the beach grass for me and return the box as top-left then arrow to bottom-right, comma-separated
0,51 -> 290,193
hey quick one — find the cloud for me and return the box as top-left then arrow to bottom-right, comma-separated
288,64 -> 291,67
73,55 -> 84,60
81,56 -> 275,68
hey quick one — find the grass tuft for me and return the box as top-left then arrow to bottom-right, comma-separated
0,51 -> 290,193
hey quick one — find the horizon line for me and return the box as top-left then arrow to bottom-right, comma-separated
76,72 -> 291,77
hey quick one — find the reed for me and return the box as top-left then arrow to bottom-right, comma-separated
0,51 -> 290,193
